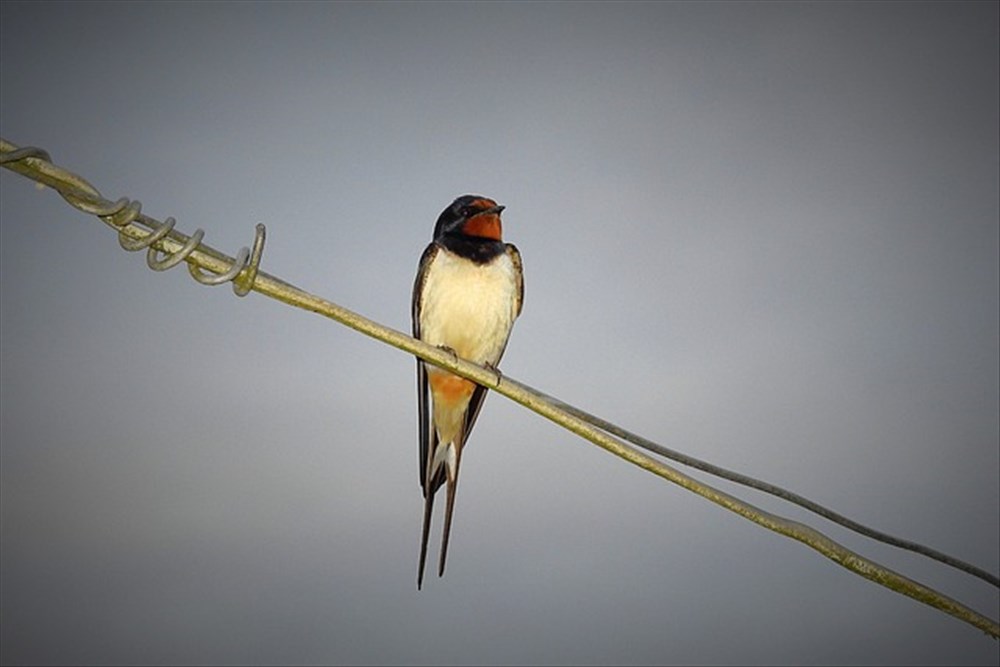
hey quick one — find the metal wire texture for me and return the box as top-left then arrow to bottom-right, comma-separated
0,141 -> 265,296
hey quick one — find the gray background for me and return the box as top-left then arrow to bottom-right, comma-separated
1,2 -> 997,665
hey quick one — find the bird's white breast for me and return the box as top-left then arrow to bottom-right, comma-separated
419,249 -> 519,366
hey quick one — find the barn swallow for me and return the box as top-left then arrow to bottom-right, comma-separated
411,195 -> 524,589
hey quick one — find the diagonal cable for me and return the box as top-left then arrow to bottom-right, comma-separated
540,392 -> 1000,588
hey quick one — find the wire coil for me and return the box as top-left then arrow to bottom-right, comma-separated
0,143 -> 265,297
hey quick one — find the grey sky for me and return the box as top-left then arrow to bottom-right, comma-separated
1,2 -> 997,665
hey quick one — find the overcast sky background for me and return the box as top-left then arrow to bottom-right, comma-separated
2,2 -> 998,665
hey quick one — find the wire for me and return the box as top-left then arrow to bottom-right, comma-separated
0,142 -> 265,297
541,392 -> 1000,588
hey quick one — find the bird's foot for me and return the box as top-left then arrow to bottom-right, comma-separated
436,345 -> 460,365
484,361 -> 503,386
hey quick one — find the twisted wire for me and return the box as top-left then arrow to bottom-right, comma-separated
0,140 -> 265,296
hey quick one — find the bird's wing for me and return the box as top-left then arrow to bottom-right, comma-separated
413,242 -> 445,589
508,243 -> 524,318
412,242 -> 443,495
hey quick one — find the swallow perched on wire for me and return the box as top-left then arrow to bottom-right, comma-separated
411,195 -> 524,588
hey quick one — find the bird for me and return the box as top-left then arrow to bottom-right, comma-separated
411,195 -> 524,589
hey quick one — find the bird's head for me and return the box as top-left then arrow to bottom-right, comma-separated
433,195 -> 505,242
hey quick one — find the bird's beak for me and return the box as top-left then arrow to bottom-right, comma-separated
485,204 -> 505,216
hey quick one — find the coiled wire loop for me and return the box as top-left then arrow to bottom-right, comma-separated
0,143 -> 267,297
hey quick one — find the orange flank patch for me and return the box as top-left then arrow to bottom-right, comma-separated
428,372 -> 476,404
462,213 -> 502,240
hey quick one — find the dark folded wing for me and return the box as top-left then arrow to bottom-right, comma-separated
412,242 -> 441,494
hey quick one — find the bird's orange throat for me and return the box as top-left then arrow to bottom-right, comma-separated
461,214 -> 502,241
